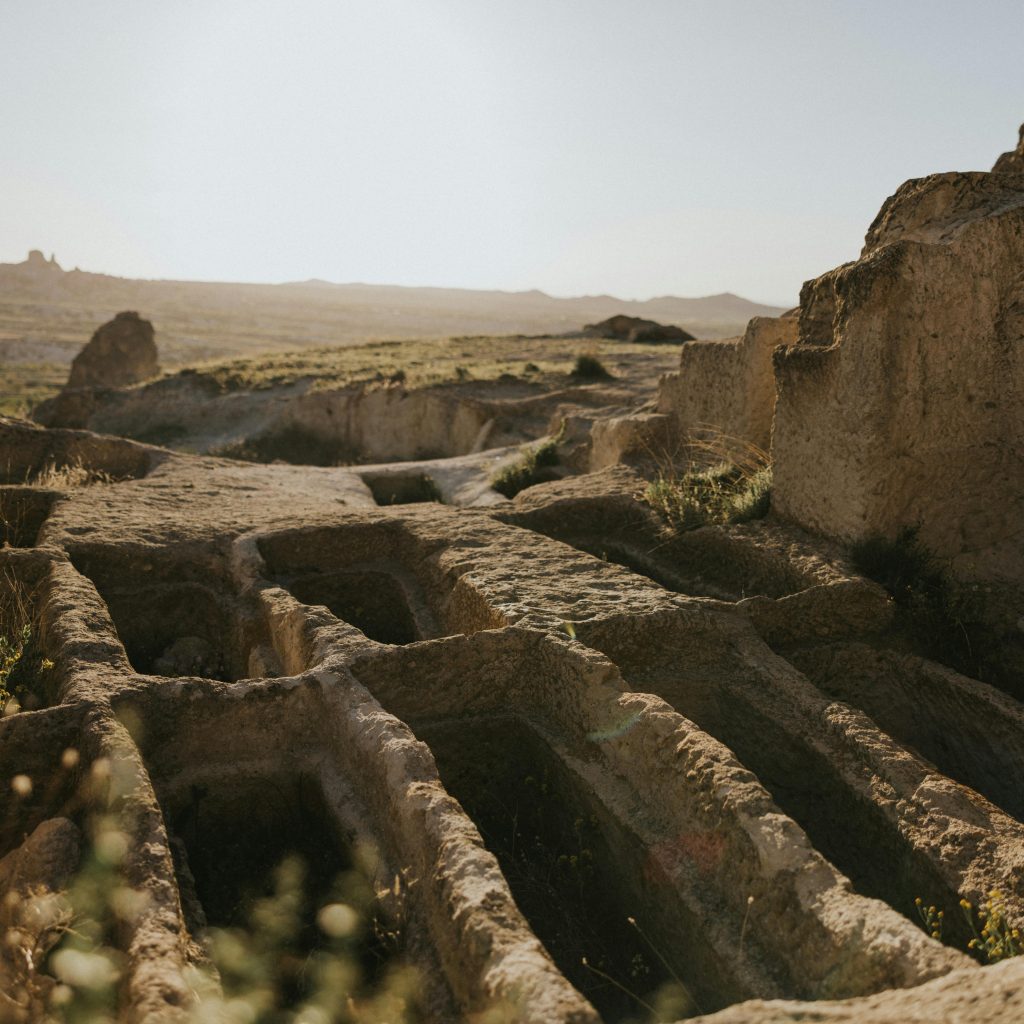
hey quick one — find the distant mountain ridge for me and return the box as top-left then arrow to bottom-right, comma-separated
276,276 -> 786,326
0,251 -> 788,374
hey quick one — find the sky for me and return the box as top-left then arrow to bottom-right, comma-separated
1,1 -> 1022,306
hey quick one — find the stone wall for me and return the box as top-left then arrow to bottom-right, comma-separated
771,171 -> 1024,586
656,315 -> 797,451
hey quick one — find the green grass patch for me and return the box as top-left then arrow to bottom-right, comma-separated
0,361 -> 65,415
491,427 -> 564,498
0,572 -> 51,712
645,462 -> 772,532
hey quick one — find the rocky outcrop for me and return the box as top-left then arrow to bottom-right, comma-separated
993,123 -> 1024,173
584,313 -> 695,343
67,311 -> 159,389
771,170 -> 1024,587
657,315 -> 797,451
22,249 -> 61,272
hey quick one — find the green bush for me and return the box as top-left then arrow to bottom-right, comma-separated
571,354 -> 612,380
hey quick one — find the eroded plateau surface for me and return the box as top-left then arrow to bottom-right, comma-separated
3,418 -> 1024,1023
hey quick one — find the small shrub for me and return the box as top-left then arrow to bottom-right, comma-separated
491,426 -> 564,498
0,624 -> 30,709
850,526 -> 942,605
850,527 -> 991,678
915,891 -> 1022,964
962,891 -> 1022,963
571,353 -> 612,380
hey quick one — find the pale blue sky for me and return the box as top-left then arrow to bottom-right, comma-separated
2,0 -> 1021,305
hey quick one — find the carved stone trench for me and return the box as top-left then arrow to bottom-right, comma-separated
2,425 -> 1024,1022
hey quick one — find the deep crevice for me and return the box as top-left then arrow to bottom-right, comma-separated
288,569 -> 421,644
70,553 -> 261,679
597,646 -> 974,951
363,473 -> 444,507
418,714 -> 727,1022
160,769 -> 423,1012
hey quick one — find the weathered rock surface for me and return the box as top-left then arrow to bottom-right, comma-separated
67,310 -> 160,389
32,338 -> 677,468
772,170 -> 1024,589
657,315 -> 797,451
993,122 -> 1024,173
21,249 -> 61,273
584,313 -> 695,343
6,132 -> 1024,1024
4,415 -> 1023,1021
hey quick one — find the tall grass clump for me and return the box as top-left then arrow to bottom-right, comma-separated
643,433 -> 772,532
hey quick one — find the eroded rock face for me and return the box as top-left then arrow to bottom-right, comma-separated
68,311 -> 160,389
6,416 -> 1024,1021
993,123 -> 1024,173
657,315 -> 797,450
772,170 -> 1024,587
584,313 -> 695,343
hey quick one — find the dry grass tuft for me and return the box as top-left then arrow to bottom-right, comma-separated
643,429 -> 772,531
29,458 -> 115,488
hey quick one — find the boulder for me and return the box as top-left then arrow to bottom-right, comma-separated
67,311 -> 159,389
584,314 -> 694,344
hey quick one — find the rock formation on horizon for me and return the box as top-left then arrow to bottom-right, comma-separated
584,313 -> 695,344
21,249 -> 62,272
67,311 -> 160,389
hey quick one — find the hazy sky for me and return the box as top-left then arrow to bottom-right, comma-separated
2,1 -> 1021,305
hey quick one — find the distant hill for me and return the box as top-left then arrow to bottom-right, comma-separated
0,251 -> 788,373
